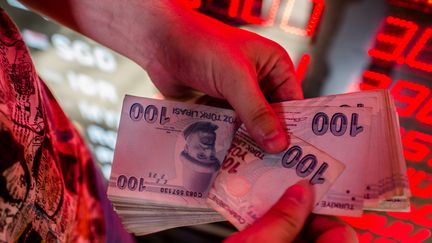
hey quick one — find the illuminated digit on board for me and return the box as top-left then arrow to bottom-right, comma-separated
180,0 -> 201,9
405,28 -> 432,73
368,16 -> 418,63
206,0 -> 241,17
360,70 -> 392,90
279,0 -> 324,37
416,97 -> 432,126
240,0 -> 280,26
391,80 -> 431,117
402,130 -> 432,163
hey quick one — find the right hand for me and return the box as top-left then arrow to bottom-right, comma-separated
225,181 -> 358,243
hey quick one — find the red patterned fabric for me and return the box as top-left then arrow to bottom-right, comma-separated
0,8 -> 133,242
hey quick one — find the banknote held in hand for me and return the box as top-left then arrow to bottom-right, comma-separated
107,90 -> 409,235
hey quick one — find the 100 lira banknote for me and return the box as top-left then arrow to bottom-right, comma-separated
207,125 -> 346,230
108,95 -> 237,208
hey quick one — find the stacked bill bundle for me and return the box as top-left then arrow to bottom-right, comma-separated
107,89 -> 410,235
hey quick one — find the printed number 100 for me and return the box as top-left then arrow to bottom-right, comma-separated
312,112 -> 363,137
129,103 -> 170,125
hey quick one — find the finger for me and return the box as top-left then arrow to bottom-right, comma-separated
259,52 -> 303,102
225,180 -> 314,243
221,65 -> 288,153
303,215 -> 358,243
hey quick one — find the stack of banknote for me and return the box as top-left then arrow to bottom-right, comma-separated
107,89 -> 410,235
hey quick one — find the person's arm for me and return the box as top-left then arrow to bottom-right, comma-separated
19,0 -> 300,153
18,1 -> 177,70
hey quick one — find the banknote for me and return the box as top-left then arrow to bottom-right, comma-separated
273,90 -> 409,212
107,95 -> 237,208
108,90 -> 409,235
271,105 -> 373,216
207,126 -> 345,230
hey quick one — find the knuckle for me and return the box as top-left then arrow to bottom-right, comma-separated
249,106 -> 271,125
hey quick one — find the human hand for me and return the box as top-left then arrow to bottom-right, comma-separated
19,0 -> 301,153
144,6 -> 357,242
142,2 -> 302,153
225,181 -> 358,243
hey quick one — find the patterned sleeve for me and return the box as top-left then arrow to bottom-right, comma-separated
0,8 -> 134,243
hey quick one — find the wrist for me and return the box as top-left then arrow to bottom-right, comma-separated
123,1 -> 192,69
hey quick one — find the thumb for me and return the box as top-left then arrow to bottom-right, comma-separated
225,180 -> 314,243
222,70 -> 288,153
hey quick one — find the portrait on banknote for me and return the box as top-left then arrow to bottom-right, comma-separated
180,121 -> 221,192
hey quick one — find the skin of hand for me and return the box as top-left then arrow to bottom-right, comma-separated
226,181 -> 358,243
141,2 -> 303,154
19,0 -> 301,153
18,1 -> 358,242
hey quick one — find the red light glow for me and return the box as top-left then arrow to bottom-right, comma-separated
416,97 -> 432,126
355,12 -> 432,242
356,232 -> 373,243
206,0 -> 241,18
180,0 -> 202,9
405,28 -> 432,73
391,80 -> 431,117
368,16 -> 418,62
241,0 -> 280,26
387,203 -> 432,228
341,213 -> 432,242
402,130 -> 432,164
295,53 -> 311,83
280,0 -> 324,37
359,71 -> 392,90
407,167 -> 432,198
400,126 -> 406,136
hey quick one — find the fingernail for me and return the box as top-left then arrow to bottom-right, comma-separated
262,130 -> 288,153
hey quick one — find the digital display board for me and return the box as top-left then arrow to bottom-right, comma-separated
346,1 -> 432,242
2,0 -> 431,242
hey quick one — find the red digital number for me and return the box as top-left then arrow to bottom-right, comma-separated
240,0 -> 280,26
391,80 -> 431,117
368,16 -> 418,63
358,73 -> 432,127
179,0 -> 202,9
402,130 -> 432,163
387,203 -> 432,228
400,126 -> 406,136
416,97 -> 432,126
341,213 -> 431,242
359,70 -> 392,90
410,204 -> 432,228
295,53 -> 311,83
279,0 -> 324,37
405,28 -> 432,73
206,0 -> 241,17
407,167 -> 432,198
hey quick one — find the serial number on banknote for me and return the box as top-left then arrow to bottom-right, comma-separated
159,187 -> 204,198
115,175 -> 205,198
